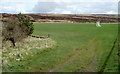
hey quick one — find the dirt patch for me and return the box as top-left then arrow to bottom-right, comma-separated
49,47 -> 82,72
49,53 -> 79,72
86,56 -> 97,72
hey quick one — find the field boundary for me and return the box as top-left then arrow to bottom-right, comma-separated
99,37 -> 118,72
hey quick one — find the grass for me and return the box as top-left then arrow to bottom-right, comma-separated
2,37 -> 56,72
2,23 -> 118,72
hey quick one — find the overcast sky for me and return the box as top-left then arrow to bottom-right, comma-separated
0,0 -> 119,14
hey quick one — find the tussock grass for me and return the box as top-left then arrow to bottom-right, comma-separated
2,37 -> 56,72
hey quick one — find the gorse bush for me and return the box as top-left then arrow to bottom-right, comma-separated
17,13 -> 34,35
2,13 -> 34,47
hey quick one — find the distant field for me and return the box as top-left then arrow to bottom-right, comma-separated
3,23 -> 118,72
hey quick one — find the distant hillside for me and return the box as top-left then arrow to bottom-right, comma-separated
0,14 -> 118,23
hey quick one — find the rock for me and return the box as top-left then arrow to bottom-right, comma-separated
16,58 -> 21,61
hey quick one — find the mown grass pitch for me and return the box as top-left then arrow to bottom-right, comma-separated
2,23 -> 118,72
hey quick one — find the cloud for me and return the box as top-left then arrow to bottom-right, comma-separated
0,2 -> 37,14
32,2 -> 118,14
2,0 -> 119,2
106,11 -> 117,14
32,2 -> 59,13
0,1 -> 118,14
61,10 -> 72,14
0,7 -> 18,13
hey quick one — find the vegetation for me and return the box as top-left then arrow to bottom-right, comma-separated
2,13 -> 34,47
2,23 -> 118,72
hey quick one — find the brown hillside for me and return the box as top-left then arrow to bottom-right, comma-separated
1,14 -> 118,23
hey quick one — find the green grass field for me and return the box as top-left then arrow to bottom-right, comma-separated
2,23 -> 118,72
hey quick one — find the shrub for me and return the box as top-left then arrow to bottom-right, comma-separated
2,13 -> 34,47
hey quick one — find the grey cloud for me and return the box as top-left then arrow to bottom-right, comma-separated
0,1 -> 117,14
32,2 -> 59,13
32,2 -> 118,14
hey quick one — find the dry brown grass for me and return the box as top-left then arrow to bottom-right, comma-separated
2,37 -> 56,66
